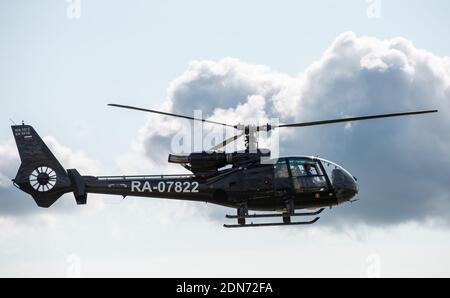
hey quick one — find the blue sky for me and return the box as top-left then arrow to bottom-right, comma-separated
1,0 -> 450,277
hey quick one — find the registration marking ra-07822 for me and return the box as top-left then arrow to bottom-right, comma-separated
130,181 -> 199,193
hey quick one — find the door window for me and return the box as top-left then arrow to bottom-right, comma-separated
288,158 -> 327,192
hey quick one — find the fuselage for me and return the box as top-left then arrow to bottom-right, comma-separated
83,156 -> 358,211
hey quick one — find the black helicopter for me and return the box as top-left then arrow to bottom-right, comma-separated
11,104 -> 437,227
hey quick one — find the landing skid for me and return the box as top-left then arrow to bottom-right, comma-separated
223,207 -> 325,228
225,208 -> 325,219
224,217 -> 320,228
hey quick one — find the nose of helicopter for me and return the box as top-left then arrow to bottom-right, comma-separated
331,168 -> 359,204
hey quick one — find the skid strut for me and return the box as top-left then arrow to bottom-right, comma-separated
236,202 -> 249,226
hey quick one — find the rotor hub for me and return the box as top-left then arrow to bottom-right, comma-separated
37,173 -> 50,185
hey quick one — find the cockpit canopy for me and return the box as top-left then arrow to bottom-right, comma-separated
273,156 -> 358,202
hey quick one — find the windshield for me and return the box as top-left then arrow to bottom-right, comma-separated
317,158 -> 356,183
317,157 -> 358,202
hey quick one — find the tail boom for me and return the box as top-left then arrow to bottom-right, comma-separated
11,124 -> 210,207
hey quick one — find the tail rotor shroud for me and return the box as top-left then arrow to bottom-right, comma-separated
29,166 -> 57,192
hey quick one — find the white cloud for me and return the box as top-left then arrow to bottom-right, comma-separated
0,140 -> 19,188
138,32 -> 450,226
43,136 -> 101,174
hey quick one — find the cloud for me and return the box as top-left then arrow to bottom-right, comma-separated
139,32 -> 450,227
0,140 -> 19,188
0,136 -> 101,217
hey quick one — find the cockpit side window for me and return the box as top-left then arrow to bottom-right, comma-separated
287,158 -> 328,192
288,159 -> 322,177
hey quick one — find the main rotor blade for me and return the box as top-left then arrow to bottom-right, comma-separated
108,104 -> 235,128
208,133 -> 244,151
276,109 -> 438,128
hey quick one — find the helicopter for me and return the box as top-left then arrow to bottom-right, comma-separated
10,104 -> 437,228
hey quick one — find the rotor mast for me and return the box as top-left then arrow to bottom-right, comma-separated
236,124 -> 258,153
234,123 -> 274,152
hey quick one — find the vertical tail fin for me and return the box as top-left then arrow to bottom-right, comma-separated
11,125 -> 72,207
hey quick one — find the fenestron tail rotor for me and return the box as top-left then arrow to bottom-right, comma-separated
29,166 -> 57,193
108,103 -> 438,151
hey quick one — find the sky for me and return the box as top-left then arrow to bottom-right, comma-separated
1,0 -> 450,277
